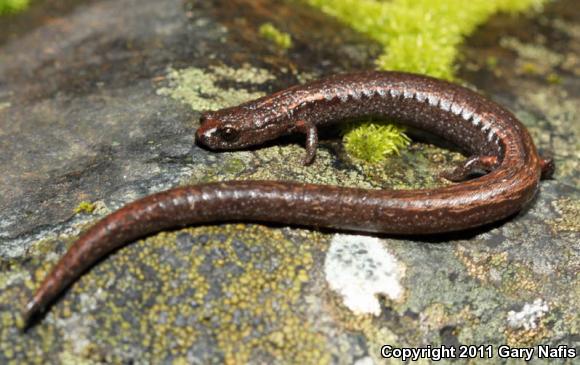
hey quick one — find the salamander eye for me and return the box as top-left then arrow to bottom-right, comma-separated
217,126 -> 239,142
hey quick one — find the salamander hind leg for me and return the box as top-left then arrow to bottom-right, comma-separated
441,156 -> 499,182
540,157 -> 555,180
294,120 -> 318,165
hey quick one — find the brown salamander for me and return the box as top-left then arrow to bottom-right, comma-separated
23,71 -> 554,327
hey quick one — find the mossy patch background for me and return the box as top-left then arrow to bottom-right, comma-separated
0,0 -> 29,14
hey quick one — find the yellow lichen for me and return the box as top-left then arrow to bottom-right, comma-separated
549,198 -> 580,233
546,72 -> 562,84
74,201 -> 96,215
505,320 -> 550,347
28,224 -> 331,363
204,226 -> 328,364
456,246 -> 541,296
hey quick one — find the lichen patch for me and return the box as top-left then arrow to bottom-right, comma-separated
324,234 -> 405,315
156,64 -> 275,112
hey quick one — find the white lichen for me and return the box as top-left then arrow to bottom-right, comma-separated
507,298 -> 549,330
324,234 -> 404,315
354,356 -> 376,365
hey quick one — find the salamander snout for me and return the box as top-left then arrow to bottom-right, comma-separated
196,113 -> 243,150
196,107 -> 295,151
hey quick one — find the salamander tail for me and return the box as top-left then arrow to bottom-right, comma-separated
21,296 -> 44,332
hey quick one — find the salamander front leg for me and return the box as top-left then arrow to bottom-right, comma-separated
295,120 -> 318,165
441,156 -> 499,182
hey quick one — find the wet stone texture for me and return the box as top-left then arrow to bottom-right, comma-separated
0,0 -> 578,364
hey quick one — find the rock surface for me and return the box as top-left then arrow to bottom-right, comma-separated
0,0 -> 578,364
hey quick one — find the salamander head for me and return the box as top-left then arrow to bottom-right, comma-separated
195,105 -> 292,150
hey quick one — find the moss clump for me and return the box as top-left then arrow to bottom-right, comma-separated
307,0 -> 548,163
486,55 -> 499,70
0,0 -> 28,14
520,62 -> 539,75
74,201 -> 96,214
307,0 -> 547,79
546,72 -> 562,85
343,122 -> 411,163
259,23 -> 293,50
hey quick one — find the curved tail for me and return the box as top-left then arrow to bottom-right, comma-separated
22,181 -> 303,328
23,185 -> 213,328
22,175 -> 538,328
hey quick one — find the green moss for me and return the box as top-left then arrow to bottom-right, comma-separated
0,0 -> 28,14
486,56 -> 499,70
343,122 -> 410,163
306,0 -> 548,163
546,72 -> 562,85
307,0 -> 547,79
74,201 -> 96,215
521,62 -> 539,74
259,23 -> 293,50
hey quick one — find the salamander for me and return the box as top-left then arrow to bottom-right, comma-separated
23,71 -> 554,327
